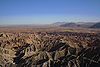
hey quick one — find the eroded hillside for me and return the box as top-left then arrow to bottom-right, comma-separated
0,32 -> 100,67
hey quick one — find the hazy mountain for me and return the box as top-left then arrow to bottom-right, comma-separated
59,22 -> 96,28
52,22 -> 67,26
60,23 -> 79,27
79,23 -> 95,28
52,22 -> 100,28
90,22 -> 100,28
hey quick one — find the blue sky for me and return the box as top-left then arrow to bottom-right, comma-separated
0,0 -> 100,25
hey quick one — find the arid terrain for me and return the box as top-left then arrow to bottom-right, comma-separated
0,25 -> 100,67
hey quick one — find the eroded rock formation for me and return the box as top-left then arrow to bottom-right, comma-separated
0,32 -> 100,67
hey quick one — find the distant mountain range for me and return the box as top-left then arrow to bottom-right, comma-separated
52,22 -> 67,26
90,22 -> 100,28
52,22 -> 100,28
60,23 -> 79,27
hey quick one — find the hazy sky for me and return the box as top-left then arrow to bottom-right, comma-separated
0,0 -> 100,25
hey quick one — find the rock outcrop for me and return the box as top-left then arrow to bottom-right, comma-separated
0,32 -> 100,67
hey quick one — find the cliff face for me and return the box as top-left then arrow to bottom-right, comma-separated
0,32 -> 100,67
